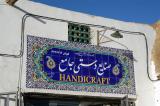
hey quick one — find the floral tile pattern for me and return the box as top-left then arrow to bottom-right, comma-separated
26,35 -> 136,95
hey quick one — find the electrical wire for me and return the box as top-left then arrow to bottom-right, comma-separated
23,14 -> 159,82
0,13 -> 159,103
0,12 -> 158,106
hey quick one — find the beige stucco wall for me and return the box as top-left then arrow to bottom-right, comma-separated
152,21 -> 160,78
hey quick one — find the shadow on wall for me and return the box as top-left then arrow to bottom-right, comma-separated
152,21 -> 160,79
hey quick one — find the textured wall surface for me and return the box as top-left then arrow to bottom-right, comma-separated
152,21 -> 160,78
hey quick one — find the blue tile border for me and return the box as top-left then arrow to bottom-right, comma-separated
26,35 -> 136,95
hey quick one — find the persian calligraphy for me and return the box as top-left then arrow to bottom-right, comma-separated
41,48 -> 124,85
27,35 -> 136,95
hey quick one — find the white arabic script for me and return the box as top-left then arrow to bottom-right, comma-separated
58,58 -> 111,76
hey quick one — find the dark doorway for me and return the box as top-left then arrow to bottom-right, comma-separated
24,94 -> 79,106
23,93 -> 125,106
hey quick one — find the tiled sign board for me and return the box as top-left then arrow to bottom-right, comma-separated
26,35 -> 136,95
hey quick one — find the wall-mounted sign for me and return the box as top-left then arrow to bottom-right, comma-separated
27,35 -> 136,95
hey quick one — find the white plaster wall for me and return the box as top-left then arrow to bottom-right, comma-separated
0,2 -> 22,93
154,81 -> 160,106
0,0 -> 159,106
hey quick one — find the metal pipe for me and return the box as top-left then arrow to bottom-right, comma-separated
0,14 -> 159,104
0,92 -> 17,95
